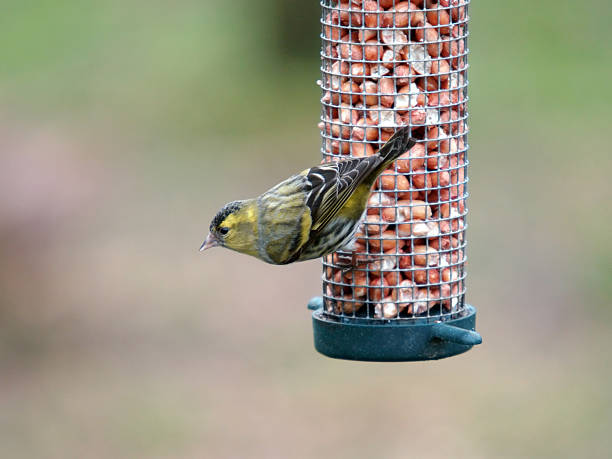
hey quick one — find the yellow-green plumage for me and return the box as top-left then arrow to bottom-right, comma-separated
257,176 -> 313,264
202,127 -> 416,265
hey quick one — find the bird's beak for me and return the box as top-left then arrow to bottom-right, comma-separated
199,233 -> 219,252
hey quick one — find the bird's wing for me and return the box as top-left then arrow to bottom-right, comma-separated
306,156 -> 382,232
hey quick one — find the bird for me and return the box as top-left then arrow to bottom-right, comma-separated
200,126 -> 416,265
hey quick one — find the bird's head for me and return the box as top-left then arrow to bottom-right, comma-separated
200,200 -> 258,256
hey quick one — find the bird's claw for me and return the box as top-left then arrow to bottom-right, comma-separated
334,251 -> 385,273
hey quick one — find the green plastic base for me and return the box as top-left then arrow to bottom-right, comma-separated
309,299 -> 481,362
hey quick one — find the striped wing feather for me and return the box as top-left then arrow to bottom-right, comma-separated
306,156 -> 382,232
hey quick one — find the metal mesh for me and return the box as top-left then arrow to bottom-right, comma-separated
319,0 -> 469,323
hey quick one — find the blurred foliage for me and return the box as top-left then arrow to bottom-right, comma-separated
0,0 -> 611,458
274,0 -> 320,58
0,0 -> 321,142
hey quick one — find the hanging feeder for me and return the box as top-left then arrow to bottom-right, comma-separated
308,0 -> 481,361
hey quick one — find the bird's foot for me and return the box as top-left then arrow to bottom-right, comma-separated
335,251 -> 384,274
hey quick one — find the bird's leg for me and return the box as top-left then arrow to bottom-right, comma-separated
332,234 -> 386,273
335,251 -> 385,274
334,251 -> 355,271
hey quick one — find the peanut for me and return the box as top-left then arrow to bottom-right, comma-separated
363,1 -> 381,28
396,142 -> 426,172
339,41 -> 363,60
378,78 -> 396,108
397,221 -> 431,238
398,199 -> 432,220
374,298 -> 399,319
412,245 -> 439,266
369,249 -> 398,274
349,62 -> 370,82
426,6 -> 451,35
411,267 -> 441,285
337,295 -> 365,314
368,276 -> 391,302
361,80 -> 379,106
363,39 -> 382,61
377,173 -> 411,197
339,2 -> 363,26
392,279 -> 417,310
385,269 -> 401,287
344,269 -> 368,297
367,230 -> 400,252
351,141 -> 375,157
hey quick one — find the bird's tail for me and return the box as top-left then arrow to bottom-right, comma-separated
376,126 -> 417,168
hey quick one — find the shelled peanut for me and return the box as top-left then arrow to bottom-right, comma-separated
320,0 -> 469,316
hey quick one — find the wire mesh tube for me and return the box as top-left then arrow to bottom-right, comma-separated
318,0 -> 470,323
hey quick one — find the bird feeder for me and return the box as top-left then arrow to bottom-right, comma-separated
308,0 -> 481,361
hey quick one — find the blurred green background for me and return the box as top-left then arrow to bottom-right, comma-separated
1,1 -> 611,458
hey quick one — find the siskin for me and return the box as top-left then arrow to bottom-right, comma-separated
200,126 -> 415,265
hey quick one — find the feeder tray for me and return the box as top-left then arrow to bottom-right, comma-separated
311,0 -> 481,361
309,297 -> 480,361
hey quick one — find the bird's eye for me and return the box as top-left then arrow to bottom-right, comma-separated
218,227 -> 230,236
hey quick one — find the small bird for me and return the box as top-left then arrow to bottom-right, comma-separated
200,126 -> 415,265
